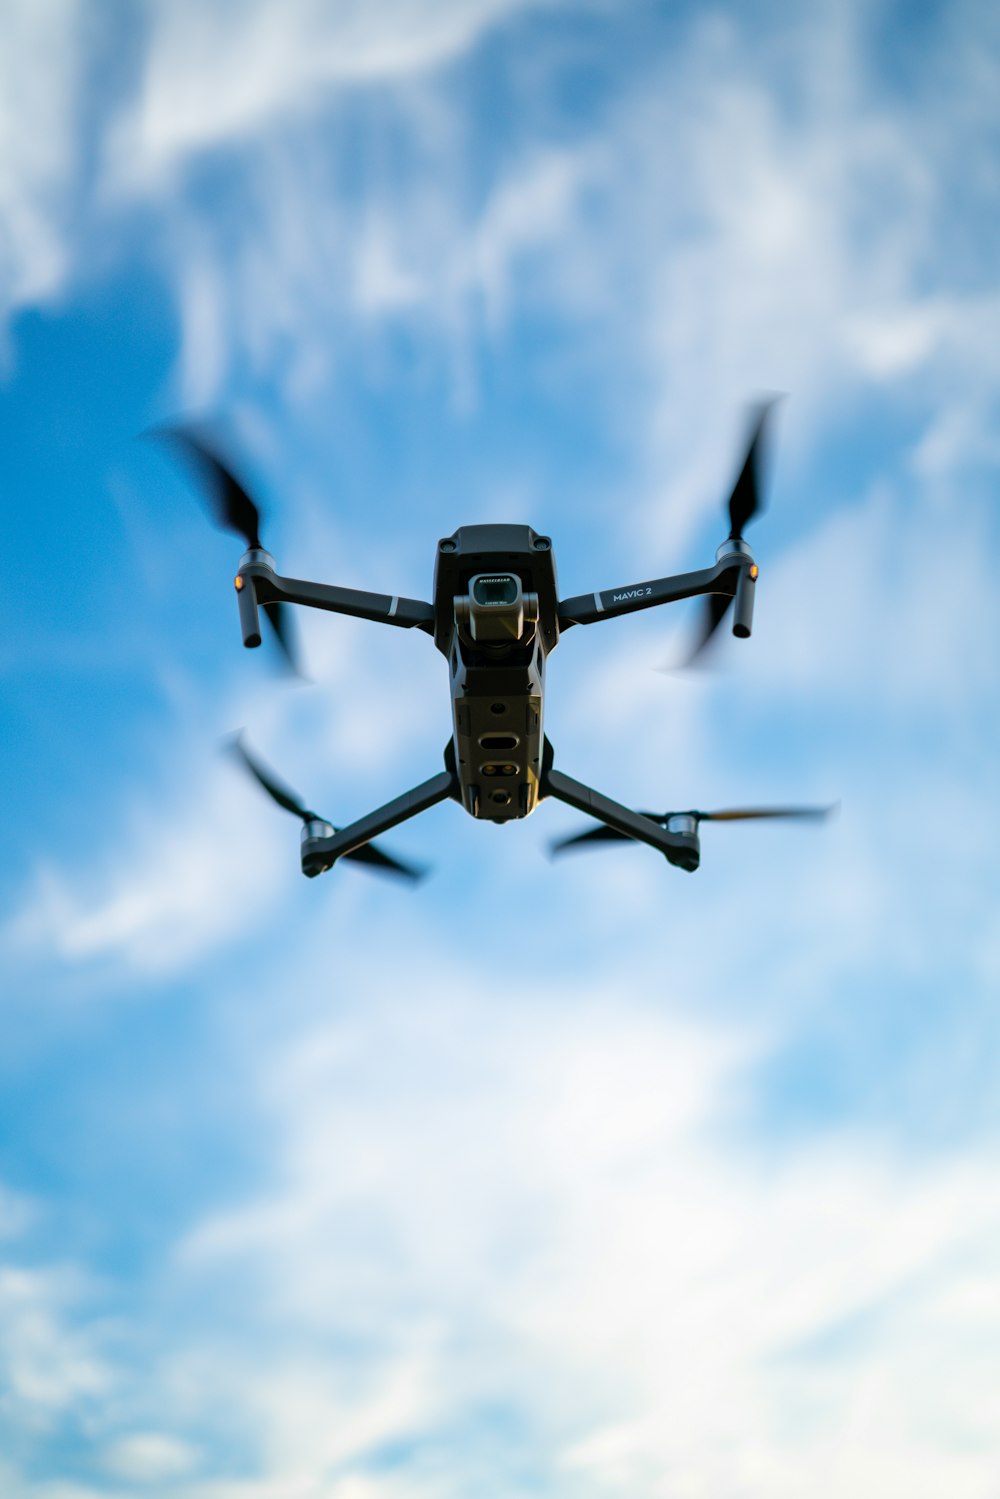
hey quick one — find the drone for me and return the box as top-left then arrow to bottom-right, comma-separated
156,404 -> 831,883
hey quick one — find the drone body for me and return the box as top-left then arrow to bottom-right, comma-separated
435,524 -> 555,823
160,406 -> 830,883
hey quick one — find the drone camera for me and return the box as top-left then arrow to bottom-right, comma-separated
474,574 -> 518,607
455,573 -> 539,643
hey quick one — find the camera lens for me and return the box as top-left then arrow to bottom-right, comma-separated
472,575 -> 518,607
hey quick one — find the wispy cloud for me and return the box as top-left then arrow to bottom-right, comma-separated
4,979 -> 1000,1494
1,503 -> 446,978
0,0 -> 82,334
82,984 -> 1000,1493
100,1432 -> 200,1485
108,0 -> 556,186
77,0 -> 998,552
3,3 -> 999,1494
0,1261 -> 112,1425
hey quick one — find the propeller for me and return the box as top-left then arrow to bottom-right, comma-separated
150,424 -> 301,675
683,399 -> 777,666
551,803 -> 835,856
229,735 -> 425,882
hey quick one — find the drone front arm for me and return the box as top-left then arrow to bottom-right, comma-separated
238,553 -> 435,635
557,555 -> 751,631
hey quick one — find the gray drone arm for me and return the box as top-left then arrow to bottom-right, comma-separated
557,553 -> 755,634
541,762 -> 699,871
237,551 -> 435,640
300,769 -> 458,877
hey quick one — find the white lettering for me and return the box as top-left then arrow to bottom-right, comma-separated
610,586 -> 654,604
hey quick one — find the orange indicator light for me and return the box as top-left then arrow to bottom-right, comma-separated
234,575 -> 244,590
749,564 -> 759,580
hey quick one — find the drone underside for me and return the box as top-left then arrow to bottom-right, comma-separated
156,404 -> 831,883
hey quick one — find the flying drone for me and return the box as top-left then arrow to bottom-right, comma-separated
156,404 -> 831,882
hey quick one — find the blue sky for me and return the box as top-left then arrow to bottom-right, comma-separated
2,0 -> 1000,1493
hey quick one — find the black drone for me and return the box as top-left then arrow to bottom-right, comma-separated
156,404 -> 830,882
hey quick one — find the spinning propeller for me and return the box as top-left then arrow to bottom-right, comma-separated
151,425 -> 301,674
230,735 -> 424,882
683,400 -> 776,666
551,802 -> 835,856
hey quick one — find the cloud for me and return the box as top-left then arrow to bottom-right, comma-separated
78,0 -> 998,553
1,549 -> 445,979
748,476 -> 1000,715
5,0 -> 999,456
0,1186 -> 36,1242
113,980 -> 1000,1494
0,1262 -> 112,1425
5,969 -> 1000,1495
155,126 -> 600,409
3,6 -> 1000,1492
108,0 -> 554,187
2,759 -> 287,975
100,1432 -> 200,1484
0,0 -> 82,334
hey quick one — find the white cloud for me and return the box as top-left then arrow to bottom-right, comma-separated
5,965 -> 1000,1495
134,982 -> 1000,1495
1,562 -> 444,978
0,1185 -> 36,1241
101,1431 -> 200,1483
748,475 -> 1000,713
175,242 -> 231,409
156,124 -> 600,408
109,0 -> 553,187
3,762 -> 287,974
0,0 -> 82,333
4,0 -> 998,459
844,303 -> 951,380
353,212 -> 425,318
3,5 -> 1000,1492
461,147 -> 601,335
84,0 -> 998,548
0,1263 -> 112,1424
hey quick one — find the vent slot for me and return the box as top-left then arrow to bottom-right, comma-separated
479,733 -> 519,750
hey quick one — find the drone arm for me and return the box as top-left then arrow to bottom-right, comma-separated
240,556 -> 435,634
542,765 -> 699,870
557,555 -> 750,630
301,769 -> 457,876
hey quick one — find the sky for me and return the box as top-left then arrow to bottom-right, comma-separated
2,0 -> 999,1494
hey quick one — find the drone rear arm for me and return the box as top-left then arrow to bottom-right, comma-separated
542,763 -> 699,870
301,769 -> 458,877
557,554 -> 754,632
239,553 -> 435,636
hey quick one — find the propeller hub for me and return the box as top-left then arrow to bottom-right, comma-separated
665,814 -> 698,836
716,537 -> 754,563
301,818 -> 335,841
238,547 -> 276,572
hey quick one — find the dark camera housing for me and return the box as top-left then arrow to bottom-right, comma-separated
455,572 -> 539,643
